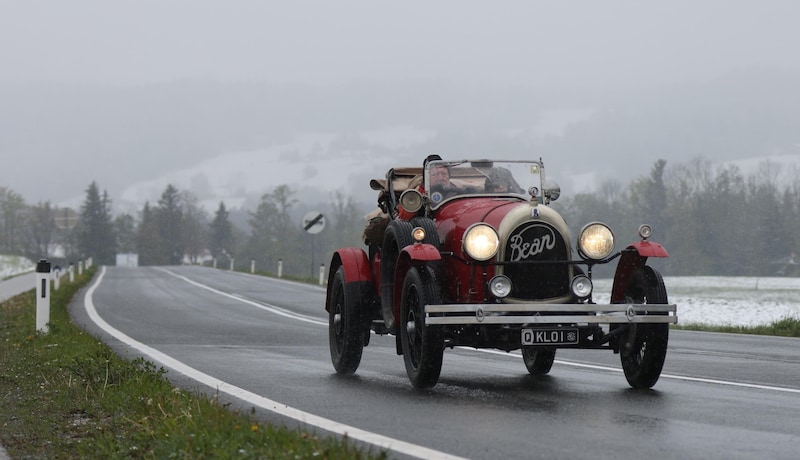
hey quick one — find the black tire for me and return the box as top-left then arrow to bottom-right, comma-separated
329,266 -> 364,374
409,217 -> 440,249
380,220 -> 414,330
400,266 -> 444,388
522,347 -> 556,375
619,266 -> 670,389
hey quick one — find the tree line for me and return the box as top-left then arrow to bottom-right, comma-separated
2,157 -> 799,278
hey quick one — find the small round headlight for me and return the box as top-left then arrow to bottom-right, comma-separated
463,224 -> 500,261
412,227 -> 426,242
578,223 -> 615,260
489,275 -> 512,298
571,274 -> 593,299
399,189 -> 423,213
638,224 -> 653,240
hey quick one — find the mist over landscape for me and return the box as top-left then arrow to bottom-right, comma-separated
2,1 -> 799,212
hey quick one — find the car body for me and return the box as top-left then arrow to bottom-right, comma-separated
325,158 -> 677,389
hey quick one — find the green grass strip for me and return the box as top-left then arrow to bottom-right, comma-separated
673,316 -> 800,337
0,268 -> 387,459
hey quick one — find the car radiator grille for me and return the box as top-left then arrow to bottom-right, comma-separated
503,221 -> 570,299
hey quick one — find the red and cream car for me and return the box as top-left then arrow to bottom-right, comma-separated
325,157 -> 677,389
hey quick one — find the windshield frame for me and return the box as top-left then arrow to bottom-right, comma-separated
424,159 -> 545,209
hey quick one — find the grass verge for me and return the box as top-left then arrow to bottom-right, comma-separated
673,316 -> 800,337
0,267 -> 387,459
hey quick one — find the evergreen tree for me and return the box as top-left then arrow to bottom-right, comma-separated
208,202 -> 234,261
246,185 -> 300,274
136,202 -> 162,265
156,184 -> 184,265
77,182 -> 116,265
181,191 -> 208,264
114,213 -> 137,253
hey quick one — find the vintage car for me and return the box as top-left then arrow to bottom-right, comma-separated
325,157 -> 677,389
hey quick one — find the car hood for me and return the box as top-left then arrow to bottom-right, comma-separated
433,197 -> 571,257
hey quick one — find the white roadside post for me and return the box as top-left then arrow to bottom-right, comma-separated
250,259 -> 255,274
319,263 -> 325,286
69,262 -> 75,283
53,265 -> 62,291
35,259 -> 51,333
78,260 -> 83,275
213,257 -> 217,269
230,258 -> 235,271
278,258 -> 283,278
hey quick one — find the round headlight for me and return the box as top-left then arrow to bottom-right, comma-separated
489,275 -> 512,298
578,223 -> 615,260
412,227 -> 426,242
399,189 -> 423,213
463,224 -> 500,261
571,274 -> 593,299
638,224 -> 653,240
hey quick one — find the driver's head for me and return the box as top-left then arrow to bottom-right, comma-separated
430,165 -> 451,188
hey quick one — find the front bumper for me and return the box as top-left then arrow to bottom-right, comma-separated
425,303 -> 677,326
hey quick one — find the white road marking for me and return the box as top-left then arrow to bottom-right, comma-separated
158,268 -> 327,327
170,267 -> 800,395
473,348 -> 800,394
86,267 -> 466,460
170,267 -> 800,396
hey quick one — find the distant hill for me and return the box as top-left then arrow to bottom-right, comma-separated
2,67 -> 799,210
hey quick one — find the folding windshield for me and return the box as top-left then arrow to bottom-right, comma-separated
424,160 -> 545,208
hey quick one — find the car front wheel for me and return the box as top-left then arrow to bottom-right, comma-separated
619,266 -> 670,389
400,266 -> 444,388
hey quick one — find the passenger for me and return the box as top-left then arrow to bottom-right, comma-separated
485,167 -> 519,193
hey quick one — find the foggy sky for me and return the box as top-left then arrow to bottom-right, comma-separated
2,1 -> 800,208
2,0 -> 798,89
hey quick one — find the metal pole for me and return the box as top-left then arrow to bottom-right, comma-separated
310,235 -> 315,279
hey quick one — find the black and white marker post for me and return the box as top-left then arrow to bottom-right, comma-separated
53,265 -> 62,291
35,259 -> 51,333
302,211 -> 326,279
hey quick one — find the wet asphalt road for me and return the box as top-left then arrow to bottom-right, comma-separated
66,266 -> 800,460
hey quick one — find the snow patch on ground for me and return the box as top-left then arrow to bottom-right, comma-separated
0,255 -> 35,279
594,276 -> 800,327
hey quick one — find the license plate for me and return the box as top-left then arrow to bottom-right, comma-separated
521,328 -> 579,346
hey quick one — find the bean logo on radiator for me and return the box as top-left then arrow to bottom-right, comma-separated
508,223 -> 557,262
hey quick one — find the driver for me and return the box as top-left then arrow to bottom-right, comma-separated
429,163 -> 461,200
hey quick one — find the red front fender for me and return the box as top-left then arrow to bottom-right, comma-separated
610,241 -> 669,303
391,243 -> 442,321
325,247 -> 373,311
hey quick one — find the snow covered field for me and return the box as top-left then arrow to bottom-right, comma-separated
0,255 -> 34,280
1,257 -> 798,327
594,277 -> 800,327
